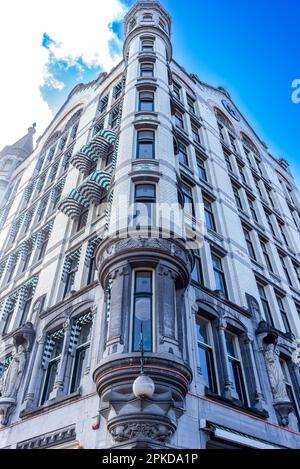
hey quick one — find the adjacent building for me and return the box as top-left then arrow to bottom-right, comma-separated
0,0 -> 300,449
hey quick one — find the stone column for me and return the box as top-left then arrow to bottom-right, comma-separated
216,316 -> 238,400
20,333 -> 46,413
242,335 -> 267,412
105,267 -> 127,356
49,319 -> 72,400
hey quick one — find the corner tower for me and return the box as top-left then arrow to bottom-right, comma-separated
93,0 -> 194,449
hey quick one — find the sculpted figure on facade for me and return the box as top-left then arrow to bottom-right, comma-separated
265,343 -> 290,403
0,345 -> 26,399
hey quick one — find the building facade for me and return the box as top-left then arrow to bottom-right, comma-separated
0,0 -> 300,449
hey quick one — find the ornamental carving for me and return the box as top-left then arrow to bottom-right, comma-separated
110,422 -> 173,443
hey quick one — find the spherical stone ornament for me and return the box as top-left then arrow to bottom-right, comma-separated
133,374 -> 155,399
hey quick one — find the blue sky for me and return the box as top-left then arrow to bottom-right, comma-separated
41,0 -> 300,184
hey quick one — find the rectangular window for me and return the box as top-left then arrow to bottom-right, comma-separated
232,185 -> 243,211
76,208 -> 88,232
257,283 -> 274,326
134,184 -> 156,226
223,147 -> 233,172
238,164 -> 247,184
173,82 -> 181,100
182,183 -> 195,218
212,254 -> 228,299
229,134 -> 237,153
260,239 -> 273,272
110,108 -> 119,129
63,257 -> 79,298
187,95 -> 196,114
280,361 -> 300,421
279,255 -> 293,287
243,229 -> 256,260
278,222 -> 289,247
70,321 -> 93,393
248,197 -> 258,222
136,130 -> 155,159
140,63 -> 154,77
218,123 -> 225,141
225,331 -> 248,405
175,111 -> 184,130
41,335 -> 63,405
18,285 -> 34,327
264,210 -> 276,237
38,232 -> 50,261
141,39 -> 154,52
276,295 -> 292,334
191,125 -> 201,145
196,318 -> 218,393
132,271 -> 153,352
178,143 -> 189,166
114,82 -> 122,100
138,91 -> 154,112
192,249 -> 204,284
98,94 -> 108,114
196,156 -> 207,181
204,198 -> 216,231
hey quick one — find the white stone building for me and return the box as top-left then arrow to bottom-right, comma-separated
0,0 -> 300,449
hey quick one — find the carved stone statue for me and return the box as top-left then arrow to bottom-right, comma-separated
0,345 -> 26,399
265,343 -> 290,403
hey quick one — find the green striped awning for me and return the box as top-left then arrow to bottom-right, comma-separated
70,129 -> 116,174
77,170 -> 112,204
58,188 -> 90,219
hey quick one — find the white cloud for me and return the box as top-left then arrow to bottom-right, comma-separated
0,0 -> 127,151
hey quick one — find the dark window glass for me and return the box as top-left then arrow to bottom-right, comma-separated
63,257 -> 79,298
134,184 -> 156,226
276,296 -> 292,334
178,143 -> 188,166
70,321 -> 92,393
192,125 -> 201,144
41,336 -> 63,405
197,157 -> 207,181
175,111 -> 184,129
141,39 -> 154,52
133,271 -> 153,352
196,318 -> 217,393
232,186 -> 243,211
136,130 -> 155,159
173,83 -> 181,100
182,183 -> 195,218
244,229 -> 256,260
192,250 -> 204,284
225,332 -> 248,405
248,197 -> 258,222
140,63 -> 154,77
258,284 -> 274,327
138,91 -> 154,112
212,254 -> 228,299
204,199 -> 216,231
76,209 -> 88,232
260,240 -> 273,272
187,95 -> 196,114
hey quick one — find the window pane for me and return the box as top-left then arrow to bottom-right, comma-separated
135,271 -> 152,293
197,319 -> 209,344
135,184 -> 156,199
71,347 -> 89,392
138,142 -> 154,159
